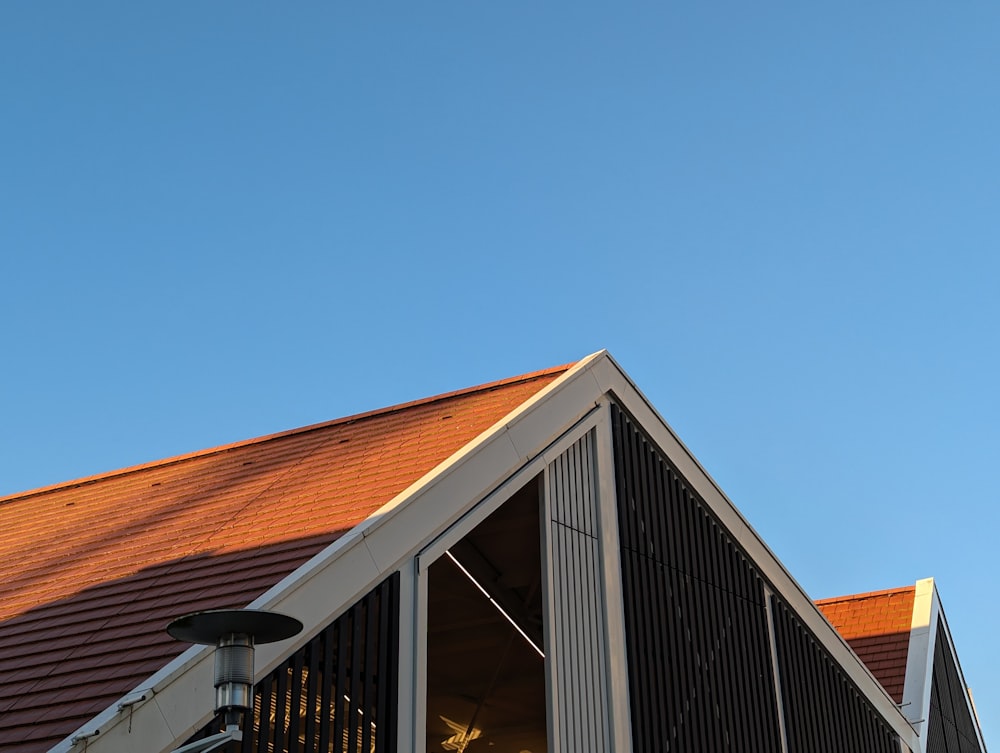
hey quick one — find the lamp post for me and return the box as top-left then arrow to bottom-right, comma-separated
166,609 -> 302,753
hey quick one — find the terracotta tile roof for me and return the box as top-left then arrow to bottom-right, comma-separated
0,365 -> 569,752
815,585 -> 915,703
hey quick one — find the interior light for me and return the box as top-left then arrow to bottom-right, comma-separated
444,550 -> 544,658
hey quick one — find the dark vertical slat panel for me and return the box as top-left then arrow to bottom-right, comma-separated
374,579 -> 391,753
794,615 -> 816,750
611,409 -> 640,747
717,552 -> 739,744
636,462 -> 659,748
773,600 -> 800,752
318,622 -> 335,753
705,570 -> 724,752
611,403 -> 906,752
347,601 -> 363,751
651,450 -> 676,746
715,535 -> 737,746
749,583 -> 776,748
926,615 -> 982,753
385,573 -> 400,753
772,595 -> 900,753
182,574 -> 400,753
733,577 -> 758,745
724,555 -> 744,741
818,648 -> 835,751
626,421 -> 646,557
612,406 -> 630,552
707,516 -> 727,750
273,656 -> 288,753
610,404 -> 781,752
855,692 -> 869,753
304,634 -> 319,752
666,470 -> 688,750
288,650 -> 304,753
616,405 -> 635,549
687,505 -> 708,748
256,674 -> 274,753
241,707 -> 253,753
332,606 -> 349,751
361,591 -> 377,753
927,695 -> 948,753
672,475 -> 699,748
652,463 -> 677,750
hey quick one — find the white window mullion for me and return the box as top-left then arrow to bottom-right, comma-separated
594,401 -> 634,753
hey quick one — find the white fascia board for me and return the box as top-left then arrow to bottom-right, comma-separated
51,528 -> 386,753
51,642 -> 212,753
416,406 -> 602,569
597,353 -> 921,751
53,351 -> 612,753
62,350 -> 919,753
901,577 -> 939,750
361,351 -> 609,572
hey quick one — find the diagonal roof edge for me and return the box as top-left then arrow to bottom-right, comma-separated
1,363 -> 573,507
815,584 -> 917,606
51,352 -> 606,753
592,352 -> 921,751
51,350 -> 923,753
901,579 -> 989,753
935,595 -> 991,753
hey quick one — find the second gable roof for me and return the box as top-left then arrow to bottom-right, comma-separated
815,585 -> 916,704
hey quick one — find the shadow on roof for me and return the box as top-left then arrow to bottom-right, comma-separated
0,529 -> 356,753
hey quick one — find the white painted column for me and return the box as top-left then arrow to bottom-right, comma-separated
594,405 -> 634,753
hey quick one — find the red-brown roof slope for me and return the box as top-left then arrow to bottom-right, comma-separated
0,365 -> 568,752
815,585 -> 915,703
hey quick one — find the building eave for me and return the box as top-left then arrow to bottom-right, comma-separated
52,350 -> 922,753
51,352 -> 608,753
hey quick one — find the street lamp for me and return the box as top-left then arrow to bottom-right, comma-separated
166,609 -> 303,753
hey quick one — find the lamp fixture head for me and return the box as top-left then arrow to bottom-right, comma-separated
167,609 -> 303,729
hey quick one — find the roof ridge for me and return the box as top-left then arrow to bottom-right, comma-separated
0,363 -> 574,506
814,584 -> 916,605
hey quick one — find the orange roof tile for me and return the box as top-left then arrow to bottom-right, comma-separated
0,365 -> 569,751
815,585 -> 915,703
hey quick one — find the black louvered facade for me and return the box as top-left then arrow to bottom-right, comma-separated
926,618 -> 983,753
770,596 -> 900,753
610,403 -> 903,753
186,573 -> 400,753
610,404 -> 782,752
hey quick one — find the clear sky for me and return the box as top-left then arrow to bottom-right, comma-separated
2,2 -> 998,745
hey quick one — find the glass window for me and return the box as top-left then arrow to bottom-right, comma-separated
425,478 -> 548,753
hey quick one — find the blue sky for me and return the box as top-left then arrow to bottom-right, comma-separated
2,2 -> 997,744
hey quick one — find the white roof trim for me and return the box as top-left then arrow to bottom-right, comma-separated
52,352 -> 610,753
52,350 -> 921,753
901,578 -> 989,753
902,577 -> 939,750
590,352 -> 920,751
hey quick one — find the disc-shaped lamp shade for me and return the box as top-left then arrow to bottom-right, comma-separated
167,610 -> 303,725
167,610 -> 303,645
